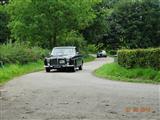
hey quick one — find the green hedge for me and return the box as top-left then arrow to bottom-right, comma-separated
118,48 -> 160,70
0,43 -> 49,65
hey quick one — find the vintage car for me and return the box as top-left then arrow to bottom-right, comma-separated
97,50 -> 107,58
44,46 -> 83,72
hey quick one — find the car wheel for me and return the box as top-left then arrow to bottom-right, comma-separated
45,67 -> 50,72
79,65 -> 83,70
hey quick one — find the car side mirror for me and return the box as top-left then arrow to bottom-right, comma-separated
76,52 -> 79,55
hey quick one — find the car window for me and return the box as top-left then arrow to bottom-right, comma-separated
51,48 -> 76,56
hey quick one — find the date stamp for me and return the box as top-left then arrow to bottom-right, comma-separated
125,107 -> 152,113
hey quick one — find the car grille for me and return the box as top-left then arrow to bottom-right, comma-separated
50,59 -> 58,65
50,58 -> 66,66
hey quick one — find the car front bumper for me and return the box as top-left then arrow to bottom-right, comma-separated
44,64 -> 74,69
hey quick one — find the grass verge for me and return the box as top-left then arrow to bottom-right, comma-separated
0,60 -> 43,85
84,55 -> 96,63
94,63 -> 160,84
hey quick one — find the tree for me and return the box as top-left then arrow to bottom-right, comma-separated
100,0 -> 160,49
81,0 -> 120,49
0,5 -> 10,43
7,0 -> 100,49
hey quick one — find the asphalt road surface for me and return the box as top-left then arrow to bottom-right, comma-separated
0,57 -> 159,120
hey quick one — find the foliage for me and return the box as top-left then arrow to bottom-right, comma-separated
1,0 -> 160,51
86,44 -> 97,53
118,48 -> 160,70
108,50 -> 117,55
82,0 -> 119,45
0,43 -> 49,64
57,30 -> 85,49
0,60 -> 43,84
83,55 -> 96,63
7,0 -> 100,49
0,5 -> 10,43
95,63 -> 160,84
97,0 -> 160,49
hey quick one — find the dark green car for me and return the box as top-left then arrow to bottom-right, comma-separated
44,46 -> 83,72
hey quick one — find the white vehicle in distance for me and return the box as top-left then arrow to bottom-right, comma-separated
97,50 -> 107,58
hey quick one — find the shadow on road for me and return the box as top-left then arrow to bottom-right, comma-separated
47,68 -> 80,73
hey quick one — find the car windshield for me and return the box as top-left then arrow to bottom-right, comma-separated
51,48 -> 76,56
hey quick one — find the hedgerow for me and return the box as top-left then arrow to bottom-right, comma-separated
118,48 -> 160,70
0,43 -> 49,65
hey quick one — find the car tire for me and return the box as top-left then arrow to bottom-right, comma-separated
45,67 -> 50,72
79,65 -> 83,70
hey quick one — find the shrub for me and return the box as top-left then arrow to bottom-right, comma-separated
108,50 -> 117,55
118,48 -> 160,70
0,43 -> 49,65
86,44 -> 97,53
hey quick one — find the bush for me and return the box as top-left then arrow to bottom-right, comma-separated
0,43 -> 49,65
86,44 -> 97,53
118,48 -> 160,70
108,50 -> 117,55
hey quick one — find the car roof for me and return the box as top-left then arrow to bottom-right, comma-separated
54,46 -> 76,49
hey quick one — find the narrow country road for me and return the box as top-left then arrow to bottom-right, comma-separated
0,57 -> 159,120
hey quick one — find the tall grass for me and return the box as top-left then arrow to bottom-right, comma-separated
95,63 -> 160,84
0,61 -> 43,84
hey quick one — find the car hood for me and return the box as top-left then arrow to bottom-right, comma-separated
48,55 -> 75,59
